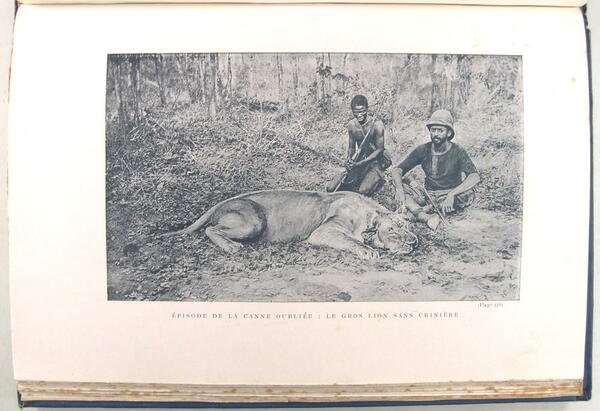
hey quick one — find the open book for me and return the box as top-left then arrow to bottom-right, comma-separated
7,0 -> 592,407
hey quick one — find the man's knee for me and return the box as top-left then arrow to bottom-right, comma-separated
326,172 -> 346,192
359,178 -> 382,196
358,185 -> 372,196
402,184 -> 426,206
453,190 -> 476,210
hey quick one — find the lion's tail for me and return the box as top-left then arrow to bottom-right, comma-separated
160,191 -> 260,238
162,203 -> 220,237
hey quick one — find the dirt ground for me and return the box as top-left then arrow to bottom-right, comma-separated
107,199 -> 521,302
104,102 -> 523,304
104,53 -> 524,302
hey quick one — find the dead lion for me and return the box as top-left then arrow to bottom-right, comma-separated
169,190 -> 417,259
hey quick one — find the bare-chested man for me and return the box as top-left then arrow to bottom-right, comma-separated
326,95 -> 390,196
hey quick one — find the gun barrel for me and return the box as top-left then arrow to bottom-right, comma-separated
421,187 -> 450,226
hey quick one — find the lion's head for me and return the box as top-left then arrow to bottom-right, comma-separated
371,212 -> 418,255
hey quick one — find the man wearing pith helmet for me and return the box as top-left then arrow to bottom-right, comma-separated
391,109 -> 481,230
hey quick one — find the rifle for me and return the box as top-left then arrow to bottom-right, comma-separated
332,121 -> 374,192
419,184 -> 450,226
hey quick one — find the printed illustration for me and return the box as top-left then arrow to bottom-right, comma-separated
106,53 -> 523,302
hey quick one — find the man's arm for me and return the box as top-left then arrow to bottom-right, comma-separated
451,172 -> 481,196
391,167 -> 407,204
452,147 -> 480,196
440,172 -> 480,214
391,144 -> 425,206
440,148 -> 481,214
346,128 -> 356,161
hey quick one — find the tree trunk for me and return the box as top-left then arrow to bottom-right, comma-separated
247,54 -> 254,99
176,55 -> 196,104
320,54 -> 326,102
129,55 -> 142,125
314,55 -> 321,103
213,54 -> 221,107
191,55 -> 199,103
275,54 -> 284,102
226,54 -> 233,98
457,55 -> 472,106
153,54 -> 167,106
208,53 -> 218,120
429,54 -> 438,114
111,58 -> 129,128
292,54 -> 299,98
326,53 -> 332,96
197,55 -> 206,103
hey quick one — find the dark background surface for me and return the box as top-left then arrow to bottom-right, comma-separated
0,2 -> 597,410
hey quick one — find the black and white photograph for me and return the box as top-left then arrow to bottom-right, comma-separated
105,52 -> 523,302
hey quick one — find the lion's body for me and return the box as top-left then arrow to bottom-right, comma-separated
173,190 -> 416,258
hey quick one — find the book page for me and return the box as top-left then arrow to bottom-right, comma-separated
17,0 -> 589,7
9,3 -> 589,388
0,0 -> 15,409
19,0 -> 586,7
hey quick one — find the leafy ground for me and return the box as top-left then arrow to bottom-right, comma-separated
106,101 -> 522,302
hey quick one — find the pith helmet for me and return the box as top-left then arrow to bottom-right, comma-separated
426,109 -> 455,140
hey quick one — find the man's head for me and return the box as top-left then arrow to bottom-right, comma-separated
426,109 -> 455,146
351,95 -> 369,124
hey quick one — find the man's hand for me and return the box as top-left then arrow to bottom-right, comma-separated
344,159 -> 355,171
394,191 -> 407,213
408,179 -> 420,190
441,193 -> 455,215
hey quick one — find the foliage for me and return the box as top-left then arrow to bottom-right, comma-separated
105,52 -> 523,301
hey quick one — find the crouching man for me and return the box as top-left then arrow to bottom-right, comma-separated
326,94 -> 389,196
391,109 -> 481,230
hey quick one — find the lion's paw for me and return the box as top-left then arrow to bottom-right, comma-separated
221,241 -> 243,254
357,247 -> 379,260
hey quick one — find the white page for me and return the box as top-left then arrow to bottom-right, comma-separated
17,1 -> 589,7
9,4 -> 589,386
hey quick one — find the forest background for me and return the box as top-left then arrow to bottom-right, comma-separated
105,53 -> 523,302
